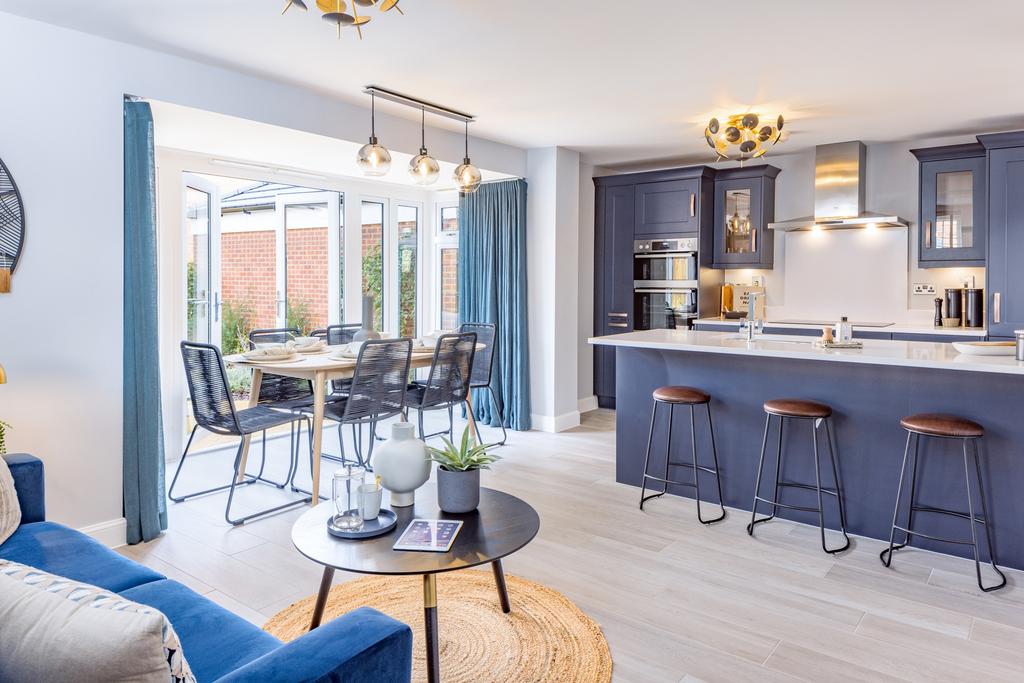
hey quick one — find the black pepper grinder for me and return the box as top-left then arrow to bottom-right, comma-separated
934,298 -> 943,327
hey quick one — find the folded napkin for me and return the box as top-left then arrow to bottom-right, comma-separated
243,345 -> 294,360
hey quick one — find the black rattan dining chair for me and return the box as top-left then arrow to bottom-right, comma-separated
292,338 -> 413,486
404,332 -> 477,442
170,341 -> 312,525
459,322 -> 508,446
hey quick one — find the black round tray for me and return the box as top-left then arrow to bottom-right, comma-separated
326,508 -> 398,540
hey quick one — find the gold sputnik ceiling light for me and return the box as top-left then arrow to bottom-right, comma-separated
705,113 -> 785,162
281,0 -> 404,40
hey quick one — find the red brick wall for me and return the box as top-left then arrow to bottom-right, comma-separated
441,247 -> 458,330
285,226 -> 328,330
221,230 -> 277,330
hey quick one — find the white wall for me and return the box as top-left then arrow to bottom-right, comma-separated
0,11 -> 527,544
527,147 -> 581,432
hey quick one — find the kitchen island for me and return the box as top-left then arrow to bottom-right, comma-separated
591,329 -> 1024,569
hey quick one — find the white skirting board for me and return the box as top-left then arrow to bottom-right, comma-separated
530,410 -> 581,433
577,395 -> 599,414
78,517 -> 127,548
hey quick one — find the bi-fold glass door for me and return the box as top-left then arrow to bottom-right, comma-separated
276,191 -> 343,331
183,174 -> 222,348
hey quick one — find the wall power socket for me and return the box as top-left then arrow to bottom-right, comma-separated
912,283 -> 936,295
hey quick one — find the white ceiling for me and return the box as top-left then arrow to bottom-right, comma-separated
151,100 -> 511,189
3,0 -> 1023,167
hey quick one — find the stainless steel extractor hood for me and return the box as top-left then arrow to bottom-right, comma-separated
768,141 -> 909,231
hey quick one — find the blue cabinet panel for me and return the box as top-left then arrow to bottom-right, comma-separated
634,179 -> 699,235
984,144 -> 1024,337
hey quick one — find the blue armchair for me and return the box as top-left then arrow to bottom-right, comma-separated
0,454 -> 413,682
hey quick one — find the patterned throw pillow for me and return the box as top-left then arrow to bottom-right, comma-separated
0,456 -> 20,545
0,559 -> 196,682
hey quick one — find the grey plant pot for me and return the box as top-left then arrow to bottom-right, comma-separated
437,467 -> 480,514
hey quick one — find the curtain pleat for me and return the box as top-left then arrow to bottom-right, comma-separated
458,179 -> 531,431
123,100 -> 167,544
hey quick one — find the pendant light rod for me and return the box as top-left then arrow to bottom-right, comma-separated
420,107 -> 426,151
464,120 -> 470,160
363,85 -> 474,123
370,92 -> 376,137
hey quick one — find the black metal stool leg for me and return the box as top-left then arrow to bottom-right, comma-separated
812,418 -> 849,554
661,403 -> 675,494
747,414 -> 773,535
965,439 -> 1007,592
692,403 -> 725,524
706,402 -> 727,522
822,417 -> 851,550
881,432 -> 913,567
639,401 -> 659,510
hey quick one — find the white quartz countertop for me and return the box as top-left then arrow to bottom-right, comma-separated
693,317 -> 987,337
589,329 -> 1024,376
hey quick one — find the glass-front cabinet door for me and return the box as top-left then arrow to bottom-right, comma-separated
711,166 -> 777,269
916,152 -> 986,267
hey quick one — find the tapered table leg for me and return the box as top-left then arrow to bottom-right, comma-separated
492,559 -> 511,613
309,566 -> 335,630
423,573 -> 440,683
236,369 -> 263,482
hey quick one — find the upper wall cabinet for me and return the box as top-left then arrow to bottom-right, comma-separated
634,179 -> 701,235
980,132 -> 1024,337
711,165 -> 780,269
910,144 -> 987,268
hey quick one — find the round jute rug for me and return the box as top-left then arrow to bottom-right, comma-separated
264,569 -> 612,683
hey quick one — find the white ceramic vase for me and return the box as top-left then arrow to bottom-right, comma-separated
374,422 -> 430,507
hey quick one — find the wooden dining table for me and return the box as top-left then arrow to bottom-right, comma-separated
224,345 -> 480,503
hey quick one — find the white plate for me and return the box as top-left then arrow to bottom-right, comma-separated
952,341 -> 1016,356
295,344 -> 328,354
238,355 -> 299,364
329,351 -> 360,360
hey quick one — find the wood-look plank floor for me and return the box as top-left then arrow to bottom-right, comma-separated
120,410 -> 1024,682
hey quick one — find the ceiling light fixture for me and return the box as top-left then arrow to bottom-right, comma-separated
705,113 -> 785,163
409,107 -> 440,185
454,120 -> 482,194
356,92 -> 392,176
283,0 -> 402,40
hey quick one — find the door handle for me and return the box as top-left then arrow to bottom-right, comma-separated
608,323 -> 629,329
276,290 -> 286,317
213,292 -> 221,323
924,220 -> 932,248
689,193 -> 696,217
994,292 -> 1001,324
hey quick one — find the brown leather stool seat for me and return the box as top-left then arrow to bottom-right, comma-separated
763,398 -> 832,419
653,386 -> 710,405
899,413 -> 983,439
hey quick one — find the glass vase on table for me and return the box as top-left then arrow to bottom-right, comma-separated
332,465 -> 366,531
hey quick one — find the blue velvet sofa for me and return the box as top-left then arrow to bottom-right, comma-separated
0,454 -> 413,682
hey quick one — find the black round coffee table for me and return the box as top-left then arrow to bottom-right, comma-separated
292,485 -> 540,683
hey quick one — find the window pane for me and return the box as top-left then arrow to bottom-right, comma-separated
440,247 -> 459,330
440,206 -> 459,235
185,187 -> 211,345
361,200 -> 385,331
220,206 -> 276,356
338,195 -> 345,322
397,205 -> 418,338
285,202 -> 329,333
935,170 -> 973,249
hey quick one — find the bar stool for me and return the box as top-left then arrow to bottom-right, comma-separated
639,386 -> 726,525
880,413 -> 1006,592
747,399 -> 850,554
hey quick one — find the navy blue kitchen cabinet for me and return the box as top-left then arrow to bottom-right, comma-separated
891,332 -> 976,343
911,144 -> 987,268
634,179 -> 701,235
712,165 -> 780,268
593,183 -> 635,407
980,132 -> 1024,337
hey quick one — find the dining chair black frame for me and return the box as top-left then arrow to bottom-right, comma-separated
170,341 -> 312,525
404,332 -> 477,443
459,322 -> 508,447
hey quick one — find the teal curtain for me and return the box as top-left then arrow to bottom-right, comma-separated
123,100 -> 167,544
458,179 -> 531,431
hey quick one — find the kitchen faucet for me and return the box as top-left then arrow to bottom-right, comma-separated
742,292 -> 764,341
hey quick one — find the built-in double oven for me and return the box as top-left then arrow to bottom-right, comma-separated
633,238 -> 699,330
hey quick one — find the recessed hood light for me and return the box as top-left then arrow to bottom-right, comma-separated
769,141 -> 909,232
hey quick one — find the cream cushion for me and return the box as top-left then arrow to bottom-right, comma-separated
0,455 -> 20,545
0,560 -> 195,682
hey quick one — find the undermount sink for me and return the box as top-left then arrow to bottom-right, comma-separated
725,333 -> 814,345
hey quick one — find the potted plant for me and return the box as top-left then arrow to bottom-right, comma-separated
428,425 -> 500,513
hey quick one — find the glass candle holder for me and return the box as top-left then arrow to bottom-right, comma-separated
332,465 -> 366,531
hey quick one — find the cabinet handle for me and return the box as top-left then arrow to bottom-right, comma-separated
924,220 -> 932,248
608,322 -> 629,329
608,312 -> 628,318
689,193 -> 696,217
751,226 -> 757,252
994,292 -> 1001,324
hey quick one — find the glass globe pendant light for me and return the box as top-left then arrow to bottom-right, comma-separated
356,92 -> 392,176
408,107 -> 440,185
454,120 -> 482,194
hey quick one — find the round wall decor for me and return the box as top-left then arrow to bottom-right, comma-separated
0,155 -> 25,291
